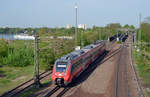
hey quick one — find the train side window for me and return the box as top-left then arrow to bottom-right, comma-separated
71,64 -> 75,74
71,58 -> 84,74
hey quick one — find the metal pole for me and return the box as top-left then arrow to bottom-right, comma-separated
108,26 -> 110,41
34,32 -> 41,87
134,32 -> 136,45
98,28 -> 100,40
138,13 -> 142,57
81,30 -> 84,48
75,3 -> 78,48
117,30 -> 119,41
103,28 -> 106,40
139,13 -> 142,48
99,29 -> 101,40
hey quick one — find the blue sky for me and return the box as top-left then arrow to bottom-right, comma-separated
0,0 -> 149,28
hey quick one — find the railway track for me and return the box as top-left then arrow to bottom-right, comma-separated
124,44 -> 131,97
44,86 -> 71,97
113,35 -> 146,97
43,44 -> 122,97
114,43 -> 131,97
0,71 -> 52,97
56,87 -> 70,97
1,41 -> 120,97
44,86 -> 61,97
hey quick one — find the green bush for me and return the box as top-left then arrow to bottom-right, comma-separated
39,48 -> 55,70
1,46 -> 34,67
117,41 -> 121,44
133,49 -> 150,87
0,39 -> 8,57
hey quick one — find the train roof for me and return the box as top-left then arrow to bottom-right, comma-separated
59,50 -> 84,61
57,40 -> 105,62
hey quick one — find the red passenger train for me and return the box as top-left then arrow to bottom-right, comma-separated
51,40 -> 106,86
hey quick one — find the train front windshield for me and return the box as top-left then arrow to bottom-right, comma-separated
56,62 -> 68,73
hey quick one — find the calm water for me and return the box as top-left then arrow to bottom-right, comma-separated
0,34 -> 15,40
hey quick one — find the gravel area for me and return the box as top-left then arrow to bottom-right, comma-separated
65,42 -> 121,97
26,37 -> 141,97
5,38 -> 142,97
125,36 -> 141,97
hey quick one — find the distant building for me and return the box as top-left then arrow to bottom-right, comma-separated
66,24 -> 72,29
78,24 -> 86,29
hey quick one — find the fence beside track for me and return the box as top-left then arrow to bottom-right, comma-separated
0,71 -> 52,97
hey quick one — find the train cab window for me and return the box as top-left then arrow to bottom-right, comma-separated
56,62 -> 68,73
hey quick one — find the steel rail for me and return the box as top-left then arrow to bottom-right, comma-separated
124,44 -> 131,97
130,43 -> 145,97
115,43 -> 131,97
114,45 -> 123,97
44,45 -> 122,97
1,40 -> 118,97
44,86 -> 61,97
56,87 -> 71,97
1,71 -> 52,97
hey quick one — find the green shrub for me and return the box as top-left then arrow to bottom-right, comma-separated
39,48 -> 55,70
1,46 -> 34,67
117,41 -> 121,44
0,39 -> 8,57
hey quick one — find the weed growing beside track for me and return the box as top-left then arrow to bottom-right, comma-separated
0,38 -> 73,95
0,65 -> 36,95
133,46 -> 150,97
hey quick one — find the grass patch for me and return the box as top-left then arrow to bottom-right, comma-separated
0,65 -> 44,95
148,92 -> 150,97
117,41 -> 121,44
0,37 -> 73,95
133,45 -> 150,97
41,78 -> 51,85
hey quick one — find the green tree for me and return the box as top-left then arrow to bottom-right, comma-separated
130,25 -> 135,29
106,23 -> 122,36
124,24 -> 130,28
39,48 -> 55,70
141,23 -> 150,42
0,39 -> 8,57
